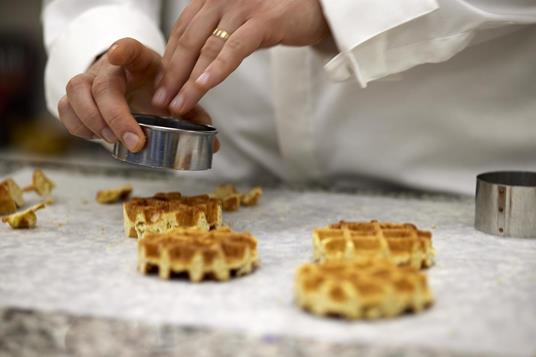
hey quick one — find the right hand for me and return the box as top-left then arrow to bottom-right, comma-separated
58,37 -> 219,152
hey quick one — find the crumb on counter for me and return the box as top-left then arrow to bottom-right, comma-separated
2,199 -> 52,229
96,184 -> 133,204
23,169 -> 56,197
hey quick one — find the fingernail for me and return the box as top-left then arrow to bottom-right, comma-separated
101,128 -> 116,143
170,95 -> 184,112
153,87 -> 168,106
109,44 -> 119,53
123,132 -> 140,152
196,72 -> 210,86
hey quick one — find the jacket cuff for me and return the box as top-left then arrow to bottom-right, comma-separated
319,0 -> 439,86
44,5 -> 165,117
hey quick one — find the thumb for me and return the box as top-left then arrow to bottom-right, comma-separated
107,37 -> 161,75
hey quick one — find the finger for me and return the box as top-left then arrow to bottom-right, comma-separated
152,5 -> 221,108
193,13 -> 247,78
107,38 -> 162,83
172,21 -> 263,114
65,74 -> 117,143
92,66 -> 146,152
182,106 -> 220,153
57,96 -> 94,140
168,17 -> 243,114
189,33 -> 228,81
212,137 -> 221,153
162,1 -> 204,68
198,21 -> 263,89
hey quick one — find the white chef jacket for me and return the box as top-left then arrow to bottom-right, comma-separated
42,0 -> 536,194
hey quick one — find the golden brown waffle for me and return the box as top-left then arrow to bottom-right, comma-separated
0,178 -> 24,215
138,227 -> 259,282
295,260 -> 433,319
313,220 -> 434,269
23,169 -> 55,197
96,184 -> 133,204
123,193 -> 222,238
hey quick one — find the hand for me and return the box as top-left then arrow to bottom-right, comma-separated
58,38 -> 219,152
152,0 -> 330,115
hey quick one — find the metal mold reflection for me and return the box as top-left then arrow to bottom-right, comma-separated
112,113 -> 217,171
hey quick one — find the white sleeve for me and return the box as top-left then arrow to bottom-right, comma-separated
42,0 -> 166,117
319,0 -> 536,87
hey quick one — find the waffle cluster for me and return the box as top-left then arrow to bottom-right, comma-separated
295,220 -> 435,319
123,188 -> 261,282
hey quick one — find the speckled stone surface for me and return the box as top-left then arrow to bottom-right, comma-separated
1,160 -> 535,357
0,307 -> 478,357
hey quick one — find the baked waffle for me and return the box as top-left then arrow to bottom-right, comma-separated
313,220 -> 434,269
295,260 -> 433,319
138,227 -> 259,282
0,178 -> 24,215
123,193 -> 222,238
96,184 -> 133,204
24,169 -> 55,196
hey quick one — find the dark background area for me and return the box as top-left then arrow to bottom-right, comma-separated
0,0 -> 89,157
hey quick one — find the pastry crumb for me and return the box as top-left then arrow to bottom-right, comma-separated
241,187 -> 263,207
0,178 -> 24,215
24,169 -> 55,197
96,184 -> 133,204
2,199 -> 52,229
212,184 -> 263,212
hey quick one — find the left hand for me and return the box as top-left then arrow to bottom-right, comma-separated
152,0 -> 330,115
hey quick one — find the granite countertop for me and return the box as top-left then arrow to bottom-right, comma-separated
3,308 -> 466,357
0,155 -> 534,357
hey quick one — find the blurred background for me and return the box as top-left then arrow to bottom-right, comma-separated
0,0 -> 103,163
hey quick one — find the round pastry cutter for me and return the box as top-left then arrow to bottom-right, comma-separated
475,171 -> 536,238
112,113 -> 217,171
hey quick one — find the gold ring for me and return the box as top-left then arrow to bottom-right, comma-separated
212,28 -> 231,41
